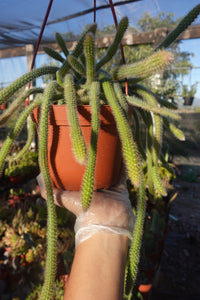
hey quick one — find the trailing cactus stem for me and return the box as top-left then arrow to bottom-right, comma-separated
81,82 -> 100,209
9,117 -> 36,161
43,46 -> 64,63
58,24 -> 96,80
113,50 -> 173,81
163,118 -> 185,141
102,81 -> 141,188
155,4 -> 200,51
84,33 -> 95,84
126,95 -> 180,120
134,85 -> 163,153
146,116 -> 155,198
0,87 -> 43,125
64,74 -> 87,164
55,32 -> 69,58
39,82 -> 58,300
68,55 -> 86,77
72,23 -> 97,58
113,82 -> 129,115
152,163 -> 167,196
96,16 -> 128,71
0,66 -> 58,104
0,98 -> 41,175
132,108 -> 146,161
129,177 -> 146,281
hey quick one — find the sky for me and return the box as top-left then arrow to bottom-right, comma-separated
0,0 -> 200,104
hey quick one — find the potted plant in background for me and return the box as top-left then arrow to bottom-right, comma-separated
0,5 -> 200,300
182,83 -> 197,105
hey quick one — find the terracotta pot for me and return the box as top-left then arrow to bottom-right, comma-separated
33,105 -> 122,190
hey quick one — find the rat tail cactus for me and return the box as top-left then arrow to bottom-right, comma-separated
0,5 -> 200,300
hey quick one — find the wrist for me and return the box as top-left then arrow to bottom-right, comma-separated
77,232 -> 129,260
75,223 -> 133,247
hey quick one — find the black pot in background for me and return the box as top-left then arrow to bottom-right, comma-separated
183,96 -> 194,106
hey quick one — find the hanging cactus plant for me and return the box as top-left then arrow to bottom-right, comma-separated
0,5 -> 200,300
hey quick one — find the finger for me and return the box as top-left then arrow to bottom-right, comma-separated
37,173 -> 83,216
53,189 -> 83,216
37,173 -> 47,198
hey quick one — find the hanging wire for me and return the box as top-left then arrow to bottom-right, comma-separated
30,0 -> 54,71
94,0 -> 96,23
26,0 -> 54,106
108,0 -> 129,95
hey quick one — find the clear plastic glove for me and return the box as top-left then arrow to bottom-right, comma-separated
37,173 -> 135,247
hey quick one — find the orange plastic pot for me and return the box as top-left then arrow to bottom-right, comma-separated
33,105 -> 122,190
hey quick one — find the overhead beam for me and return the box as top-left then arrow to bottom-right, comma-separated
0,24 -> 200,59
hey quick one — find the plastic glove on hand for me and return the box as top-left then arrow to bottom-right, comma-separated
37,173 -> 135,246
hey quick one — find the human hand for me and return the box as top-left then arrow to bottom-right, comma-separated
37,173 -> 135,246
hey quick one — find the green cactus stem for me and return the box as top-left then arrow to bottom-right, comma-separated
81,82 -> 100,209
126,95 -> 180,120
163,117 -> 185,141
84,33 -> 95,85
64,74 -> 87,164
72,24 -> 97,58
43,46 -> 65,63
0,97 -> 41,175
129,177 -> 146,281
8,117 -> 36,161
68,55 -> 86,78
0,87 -> 43,125
124,258 -> 134,299
145,113 -> 155,198
55,32 -> 69,58
102,81 -> 141,188
79,53 -> 86,67
134,85 -> 163,155
38,81 -> 59,300
112,49 -> 173,81
113,82 -> 129,115
0,66 -> 58,105
152,163 -> 167,196
58,24 -> 97,79
157,97 -> 178,110
155,4 -> 200,51
131,108 -> 146,161
96,16 -> 128,71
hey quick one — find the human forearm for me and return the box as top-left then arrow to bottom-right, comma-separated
64,233 -> 129,300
